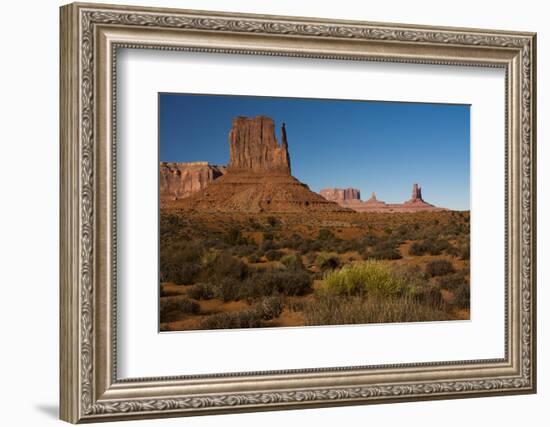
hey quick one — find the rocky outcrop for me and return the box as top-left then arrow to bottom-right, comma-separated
320,184 -> 446,213
166,116 -> 348,213
320,188 -> 361,203
160,162 -> 226,200
228,116 -> 291,175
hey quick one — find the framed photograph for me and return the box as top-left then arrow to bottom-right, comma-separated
60,2 -> 537,423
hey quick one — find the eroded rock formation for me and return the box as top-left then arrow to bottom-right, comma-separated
320,183 -> 446,212
320,188 -> 361,203
165,116 -> 347,213
160,162 -> 226,200
228,116 -> 291,175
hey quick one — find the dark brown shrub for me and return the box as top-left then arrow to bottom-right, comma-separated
453,283 -> 470,309
199,310 -> 264,330
186,282 -> 217,300
160,297 -> 200,322
265,249 -> 284,261
426,259 -> 455,277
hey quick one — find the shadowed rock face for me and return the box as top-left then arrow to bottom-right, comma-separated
160,162 -> 226,200
228,116 -> 291,175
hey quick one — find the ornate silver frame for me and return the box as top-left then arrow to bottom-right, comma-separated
60,2 -> 537,423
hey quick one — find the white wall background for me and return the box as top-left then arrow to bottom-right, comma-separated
0,0 -> 546,426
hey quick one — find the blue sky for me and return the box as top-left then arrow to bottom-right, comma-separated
159,93 -> 470,210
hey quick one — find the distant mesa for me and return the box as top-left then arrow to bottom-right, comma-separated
162,116 -> 348,213
160,162 -> 226,201
320,184 -> 447,212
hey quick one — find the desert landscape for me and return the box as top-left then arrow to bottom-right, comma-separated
159,115 -> 470,331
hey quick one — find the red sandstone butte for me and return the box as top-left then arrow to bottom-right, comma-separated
166,116 -> 348,213
159,162 -> 226,201
320,188 -> 361,203
320,183 -> 447,213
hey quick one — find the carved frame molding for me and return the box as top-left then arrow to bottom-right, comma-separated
60,2 -> 536,423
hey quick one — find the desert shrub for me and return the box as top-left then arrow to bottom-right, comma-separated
460,245 -> 470,260
304,294 -> 450,326
224,227 -> 249,245
186,282 -> 217,300
159,285 -> 181,297
266,216 -> 279,228
257,296 -> 284,320
160,241 -> 206,284
445,245 -> 461,257
363,241 -> 402,260
262,231 -> 275,242
200,310 -> 264,330
315,252 -> 341,271
437,270 -> 468,291
363,235 -> 380,247
247,254 -> 261,263
229,244 -> 257,257
279,234 -> 303,250
200,253 -> 248,282
410,285 -> 444,308
318,228 -> 336,241
304,251 -> 317,265
426,259 -> 455,277
214,277 -> 247,302
409,239 -> 451,256
265,249 -> 284,261
251,269 -> 313,297
453,283 -> 470,309
160,297 -> 200,322
247,217 -> 262,230
320,261 -> 406,297
160,261 -> 201,285
280,253 -> 305,271
333,238 -> 365,254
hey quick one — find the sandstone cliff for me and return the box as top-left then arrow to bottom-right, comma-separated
319,188 -> 361,203
228,116 -> 291,175
160,162 -> 226,200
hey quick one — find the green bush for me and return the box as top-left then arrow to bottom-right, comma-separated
315,252 -> 340,271
160,242 -> 205,284
425,259 -> 455,277
280,253 -> 305,270
200,253 -> 248,282
319,261 -> 406,297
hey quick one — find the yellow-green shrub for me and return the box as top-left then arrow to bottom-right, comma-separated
319,260 -> 406,297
